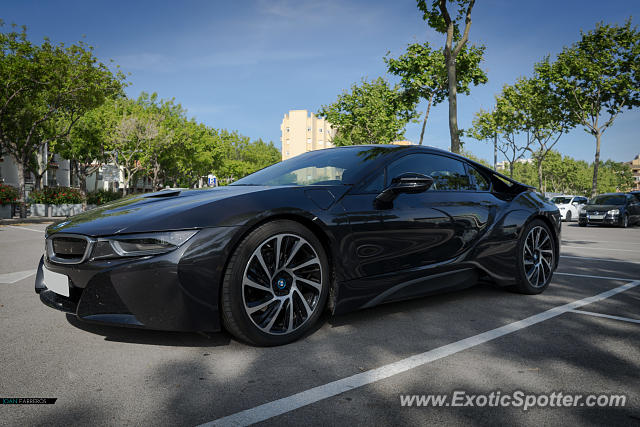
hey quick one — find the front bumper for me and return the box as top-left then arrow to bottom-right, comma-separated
578,214 -> 621,226
35,226 -> 240,332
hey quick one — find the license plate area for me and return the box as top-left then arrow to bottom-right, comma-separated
43,266 -> 70,297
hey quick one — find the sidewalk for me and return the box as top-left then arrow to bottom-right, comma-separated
0,217 -> 58,225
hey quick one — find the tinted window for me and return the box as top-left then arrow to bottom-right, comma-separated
232,146 -> 394,186
361,171 -> 385,193
588,195 -> 626,205
551,197 -> 573,204
387,154 -> 471,191
467,166 -> 490,191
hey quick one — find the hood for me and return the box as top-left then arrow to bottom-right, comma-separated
46,186 -> 271,237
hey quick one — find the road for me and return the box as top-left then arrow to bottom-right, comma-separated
1,221 -> 639,426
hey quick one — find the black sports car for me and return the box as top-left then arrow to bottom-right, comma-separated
578,193 -> 640,228
35,145 -> 561,346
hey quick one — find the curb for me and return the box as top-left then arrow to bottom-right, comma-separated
0,217 -> 58,225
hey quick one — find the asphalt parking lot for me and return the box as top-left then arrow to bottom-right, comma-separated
1,221 -> 639,426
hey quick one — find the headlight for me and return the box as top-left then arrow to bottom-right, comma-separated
91,230 -> 198,259
607,209 -> 619,216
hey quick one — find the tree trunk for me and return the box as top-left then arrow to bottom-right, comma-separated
79,171 -> 88,209
16,158 -> 28,218
419,93 -> 434,145
537,159 -> 544,195
591,132 -> 601,197
493,133 -> 497,171
122,170 -> 129,196
509,162 -> 514,179
445,54 -> 460,153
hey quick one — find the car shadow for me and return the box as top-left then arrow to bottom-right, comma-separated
65,314 -> 231,347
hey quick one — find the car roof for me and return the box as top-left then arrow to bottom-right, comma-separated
320,144 -> 534,191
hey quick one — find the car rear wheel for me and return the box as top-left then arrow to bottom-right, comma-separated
565,211 -> 572,222
512,219 -> 555,294
221,220 -> 329,346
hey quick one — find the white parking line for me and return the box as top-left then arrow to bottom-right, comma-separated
562,245 -> 638,253
568,309 -> 640,325
0,270 -> 35,284
560,255 -> 640,264
554,272 -> 636,281
3,225 -> 45,233
200,280 -> 640,427
563,240 -> 640,246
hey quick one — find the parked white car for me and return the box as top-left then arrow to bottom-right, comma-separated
550,195 -> 588,222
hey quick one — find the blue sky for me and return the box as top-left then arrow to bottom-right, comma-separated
4,0 -> 639,163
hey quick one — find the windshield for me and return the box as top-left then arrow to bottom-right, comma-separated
551,197 -> 573,204
588,195 -> 626,205
232,146 -> 401,186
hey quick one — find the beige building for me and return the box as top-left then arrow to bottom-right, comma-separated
626,154 -> 640,191
280,110 -> 336,161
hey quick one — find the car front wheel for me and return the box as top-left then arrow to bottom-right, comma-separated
513,219 -> 556,294
221,220 -> 329,346
621,214 -> 629,228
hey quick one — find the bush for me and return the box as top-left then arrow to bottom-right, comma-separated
86,189 -> 121,205
29,187 -> 84,204
0,183 -> 19,206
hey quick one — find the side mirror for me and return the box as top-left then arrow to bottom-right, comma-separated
375,173 -> 433,204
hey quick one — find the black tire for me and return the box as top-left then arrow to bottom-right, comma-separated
565,211 -> 572,222
221,220 -> 330,346
621,214 -> 629,228
512,219 -> 556,295
578,221 -> 587,227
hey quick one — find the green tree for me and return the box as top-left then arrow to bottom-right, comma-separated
318,77 -> 418,145
416,0 -> 477,153
56,100 -> 116,197
460,149 -> 490,167
106,99 -> 160,196
384,41 -> 487,145
470,96 -> 533,179
0,22 -> 124,214
215,133 -> 280,183
504,76 -> 569,193
538,20 -> 640,196
135,92 -> 187,191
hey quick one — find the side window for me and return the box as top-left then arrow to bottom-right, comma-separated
467,165 -> 491,191
360,170 -> 385,193
386,154 -> 471,191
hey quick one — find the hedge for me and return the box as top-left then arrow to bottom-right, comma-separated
0,183 -> 19,206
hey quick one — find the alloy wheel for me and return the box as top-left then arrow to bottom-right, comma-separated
523,226 -> 554,288
242,233 -> 323,335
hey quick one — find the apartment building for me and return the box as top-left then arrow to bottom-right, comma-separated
280,110 -> 336,161
626,154 -> 640,191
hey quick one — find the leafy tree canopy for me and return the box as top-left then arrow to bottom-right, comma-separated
317,77 -> 418,145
